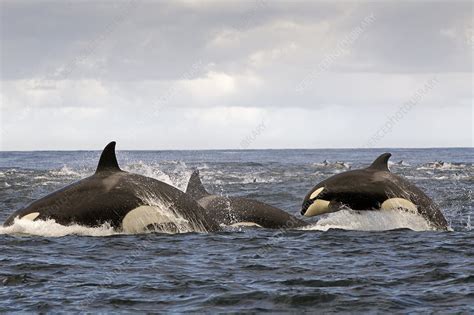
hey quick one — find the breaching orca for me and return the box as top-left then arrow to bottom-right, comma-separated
300,153 -> 448,230
186,170 -> 308,229
3,142 -> 220,233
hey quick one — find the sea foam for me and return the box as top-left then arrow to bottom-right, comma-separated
0,218 -> 118,237
302,209 -> 440,232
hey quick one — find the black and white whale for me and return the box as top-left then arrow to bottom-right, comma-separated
301,153 -> 449,230
3,142 -> 220,233
186,170 -> 308,229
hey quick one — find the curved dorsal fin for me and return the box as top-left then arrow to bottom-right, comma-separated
95,141 -> 121,173
185,169 -> 210,200
367,153 -> 391,171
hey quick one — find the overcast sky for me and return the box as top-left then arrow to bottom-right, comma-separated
0,0 -> 472,150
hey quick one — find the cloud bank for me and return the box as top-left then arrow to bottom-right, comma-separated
1,0 -> 472,150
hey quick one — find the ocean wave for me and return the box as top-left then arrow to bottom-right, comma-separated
205,173 -> 281,185
418,162 -> 471,171
389,160 -> 411,167
232,173 -> 281,184
312,160 -> 351,169
194,167 -> 282,185
405,171 -> 472,181
301,209 -> 440,232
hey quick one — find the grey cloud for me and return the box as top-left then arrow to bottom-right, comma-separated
2,1 -> 470,81
349,1 -> 472,73
0,1 -> 472,150
0,1 -> 377,80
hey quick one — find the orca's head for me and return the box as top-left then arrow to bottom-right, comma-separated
301,186 -> 338,217
301,153 -> 393,217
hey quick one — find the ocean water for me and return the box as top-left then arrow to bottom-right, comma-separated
0,148 -> 472,312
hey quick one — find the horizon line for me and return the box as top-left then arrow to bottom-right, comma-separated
0,146 -> 472,153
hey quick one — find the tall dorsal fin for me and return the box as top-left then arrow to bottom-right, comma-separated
367,153 -> 391,171
95,141 -> 121,173
185,169 -> 210,200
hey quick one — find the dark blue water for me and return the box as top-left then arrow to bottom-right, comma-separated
1,148 -> 473,312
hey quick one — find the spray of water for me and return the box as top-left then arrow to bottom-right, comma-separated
0,218 -> 118,237
302,209 -> 438,232
136,192 -> 208,234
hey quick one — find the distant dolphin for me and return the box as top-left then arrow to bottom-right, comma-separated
300,153 -> 448,230
186,170 -> 308,229
3,142 -> 220,233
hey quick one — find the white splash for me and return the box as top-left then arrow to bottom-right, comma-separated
0,218 -> 118,237
301,209 -> 436,232
50,165 -> 83,177
123,161 -> 190,191
134,193 -> 209,234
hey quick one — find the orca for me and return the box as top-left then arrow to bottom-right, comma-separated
3,142 -> 220,233
300,153 -> 449,230
186,170 -> 308,229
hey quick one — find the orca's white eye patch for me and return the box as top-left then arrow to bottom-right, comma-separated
310,187 -> 325,200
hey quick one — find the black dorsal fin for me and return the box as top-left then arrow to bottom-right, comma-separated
95,141 -> 121,173
367,153 -> 391,171
185,169 -> 210,200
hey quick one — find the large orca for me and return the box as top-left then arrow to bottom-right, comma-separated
300,153 -> 448,230
186,170 -> 308,229
3,142 -> 220,233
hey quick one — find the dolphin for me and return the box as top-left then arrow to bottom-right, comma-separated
186,170 -> 308,229
300,153 -> 448,230
3,142 -> 220,233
